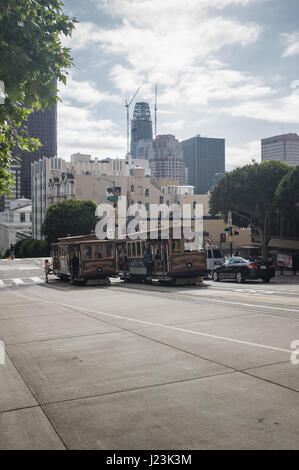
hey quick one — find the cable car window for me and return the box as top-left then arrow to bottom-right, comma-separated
132,243 -> 136,257
105,244 -> 113,258
172,239 -> 181,253
127,243 -> 131,257
141,241 -> 145,255
136,242 -> 141,256
95,245 -> 103,259
83,245 -> 92,260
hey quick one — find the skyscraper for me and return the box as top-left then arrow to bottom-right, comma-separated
149,134 -> 187,185
261,133 -> 299,166
19,105 -> 57,199
130,102 -> 153,159
181,136 -> 225,194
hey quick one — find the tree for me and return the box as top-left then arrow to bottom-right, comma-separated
0,1 -> 76,195
276,165 -> 299,215
276,165 -> 299,239
209,161 -> 290,260
42,200 -> 98,244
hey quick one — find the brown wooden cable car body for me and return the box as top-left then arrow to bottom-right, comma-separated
51,234 -> 117,284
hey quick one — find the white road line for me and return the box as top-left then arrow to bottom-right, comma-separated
30,277 -> 44,283
11,291 -> 295,354
58,303 -> 293,354
12,278 -> 25,285
0,280 -> 4,288
193,297 -> 299,313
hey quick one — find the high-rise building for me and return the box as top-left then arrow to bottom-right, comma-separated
149,134 -> 187,185
181,135 -> 225,194
261,133 -> 299,166
18,105 -> 57,199
130,102 -> 153,158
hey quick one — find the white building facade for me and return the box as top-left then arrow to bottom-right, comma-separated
0,199 -> 32,253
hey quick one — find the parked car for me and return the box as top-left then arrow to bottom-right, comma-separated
212,256 -> 275,283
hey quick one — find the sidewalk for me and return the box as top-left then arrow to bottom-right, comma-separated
273,270 -> 299,284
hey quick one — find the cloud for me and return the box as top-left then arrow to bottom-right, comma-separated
226,140 -> 261,169
58,103 -> 126,158
59,75 -> 119,106
222,88 -> 299,123
281,32 -> 299,58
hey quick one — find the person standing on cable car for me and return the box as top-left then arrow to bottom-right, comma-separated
143,247 -> 153,276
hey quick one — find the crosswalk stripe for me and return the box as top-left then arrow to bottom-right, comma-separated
0,280 -> 4,287
12,278 -> 25,285
30,277 -> 44,283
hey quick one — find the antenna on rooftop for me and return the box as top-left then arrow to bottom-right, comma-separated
154,84 -> 157,138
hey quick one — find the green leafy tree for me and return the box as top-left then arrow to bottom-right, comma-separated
42,199 -> 98,244
209,161 -> 290,260
0,1 -> 76,195
14,238 -> 49,258
276,165 -> 299,215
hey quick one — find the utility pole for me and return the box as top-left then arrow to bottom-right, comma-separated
228,211 -> 233,256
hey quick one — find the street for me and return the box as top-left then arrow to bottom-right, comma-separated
0,258 -> 299,449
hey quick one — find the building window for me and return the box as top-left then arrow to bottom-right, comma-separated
159,196 -> 164,204
131,185 -> 134,192
145,188 -> 149,197
20,213 -> 25,222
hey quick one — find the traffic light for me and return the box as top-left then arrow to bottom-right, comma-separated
220,233 -> 226,243
113,201 -> 117,208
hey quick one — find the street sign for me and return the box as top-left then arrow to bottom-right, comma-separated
107,196 -> 118,201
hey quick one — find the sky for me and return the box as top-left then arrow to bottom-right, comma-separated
58,0 -> 299,170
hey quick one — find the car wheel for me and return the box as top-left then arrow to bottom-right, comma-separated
262,277 -> 271,283
236,271 -> 244,283
213,271 -> 220,282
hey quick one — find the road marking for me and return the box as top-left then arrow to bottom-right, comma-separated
10,291 -> 293,355
12,278 -> 25,285
0,280 -> 4,288
184,294 -> 299,313
30,277 -> 44,283
58,303 -> 293,355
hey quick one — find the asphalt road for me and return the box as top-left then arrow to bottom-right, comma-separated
0,258 -> 299,450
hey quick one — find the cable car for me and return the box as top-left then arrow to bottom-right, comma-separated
51,234 -> 117,285
116,228 -> 207,285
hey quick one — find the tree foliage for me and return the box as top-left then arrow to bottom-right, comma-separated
13,238 -> 49,258
42,200 -> 98,244
276,165 -> 299,216
209,161 -> 290,259
0,1 -> 76,195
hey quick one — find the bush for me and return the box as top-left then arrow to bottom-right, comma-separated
14,238 -> 50,258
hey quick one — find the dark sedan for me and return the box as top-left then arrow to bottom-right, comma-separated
213,257 -> 276,283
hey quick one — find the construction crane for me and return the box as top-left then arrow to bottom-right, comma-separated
125,87 -> 141,154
